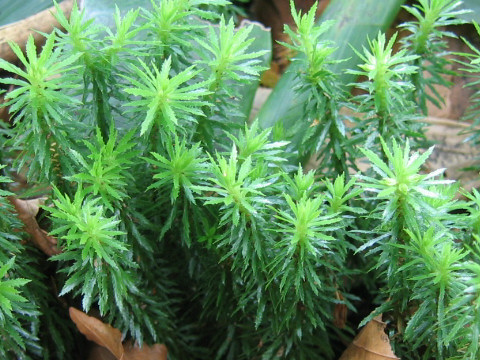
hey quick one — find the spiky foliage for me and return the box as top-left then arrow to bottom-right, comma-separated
123,57 -> 211,143
0,1 -> 478,360
349,32 -> 421,150
0,171 -> 40,359
145,135 -> 209,246
69,126 -> 138,210
0,257 -> 37,359
47,186 -> 133,314
194,16 -> 269,150
400,0 -> 468,113
142,0 -> 230,67
356,138 -> 478,359
456,21 -> 480,170
0,34 -> 81,182
280,0 -> 353,176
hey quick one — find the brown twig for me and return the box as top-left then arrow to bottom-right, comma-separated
8,196 -> 60,256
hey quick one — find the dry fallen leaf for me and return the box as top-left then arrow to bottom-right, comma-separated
124,341 -> 168,360
88,345 -> 117,360
339,314 -> 399,360
8,196 -> 60,256
69,307 -> 124,360
70,307 -> 168,360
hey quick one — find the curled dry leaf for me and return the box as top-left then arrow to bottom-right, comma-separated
8,196 -> 60,256
69,307 -> 124,360
124,341 -> 168,360
70,307 -> 168,360
339,314 -> 399,360
88,345 -> 117,360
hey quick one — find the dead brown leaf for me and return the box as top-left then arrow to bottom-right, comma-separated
88,345 -> 117,360
8,196 -> 60,256
69,307 -> 124,360
70,307 -> 168,360
339,314 -> 399,360
124,341 -> 168,360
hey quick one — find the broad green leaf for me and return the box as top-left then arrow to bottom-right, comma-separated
458,0 -> 480,23
236,20 -> 271,122
0,0 -> 53,26
82,0 -> 153,28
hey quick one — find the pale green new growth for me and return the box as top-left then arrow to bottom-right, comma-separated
123,57 -> 211,137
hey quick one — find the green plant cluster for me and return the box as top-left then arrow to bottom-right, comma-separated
0,0 -> 479,359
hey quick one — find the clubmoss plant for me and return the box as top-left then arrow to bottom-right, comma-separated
141,0 -> 230,67
280,0 -> 353,177
456,21 -> 480,160
0,172 -> 39,359
0,33 -> 81,183
53,2 -> 125,141
444,235 -> 480,360
349,32 -> 422,153
0,257 -> 38,358
356,138 -> 480,359
400,0 -> 469,113
194,16 -> 269,150
0,0 -> 479,359
122,56 -> 211,148
0,166 -> 77,359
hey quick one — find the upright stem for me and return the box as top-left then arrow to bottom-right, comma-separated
40,110 -> 65,189
91,73 -> 112,142
193,76 -> 222,152
328,121 -> 349,179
